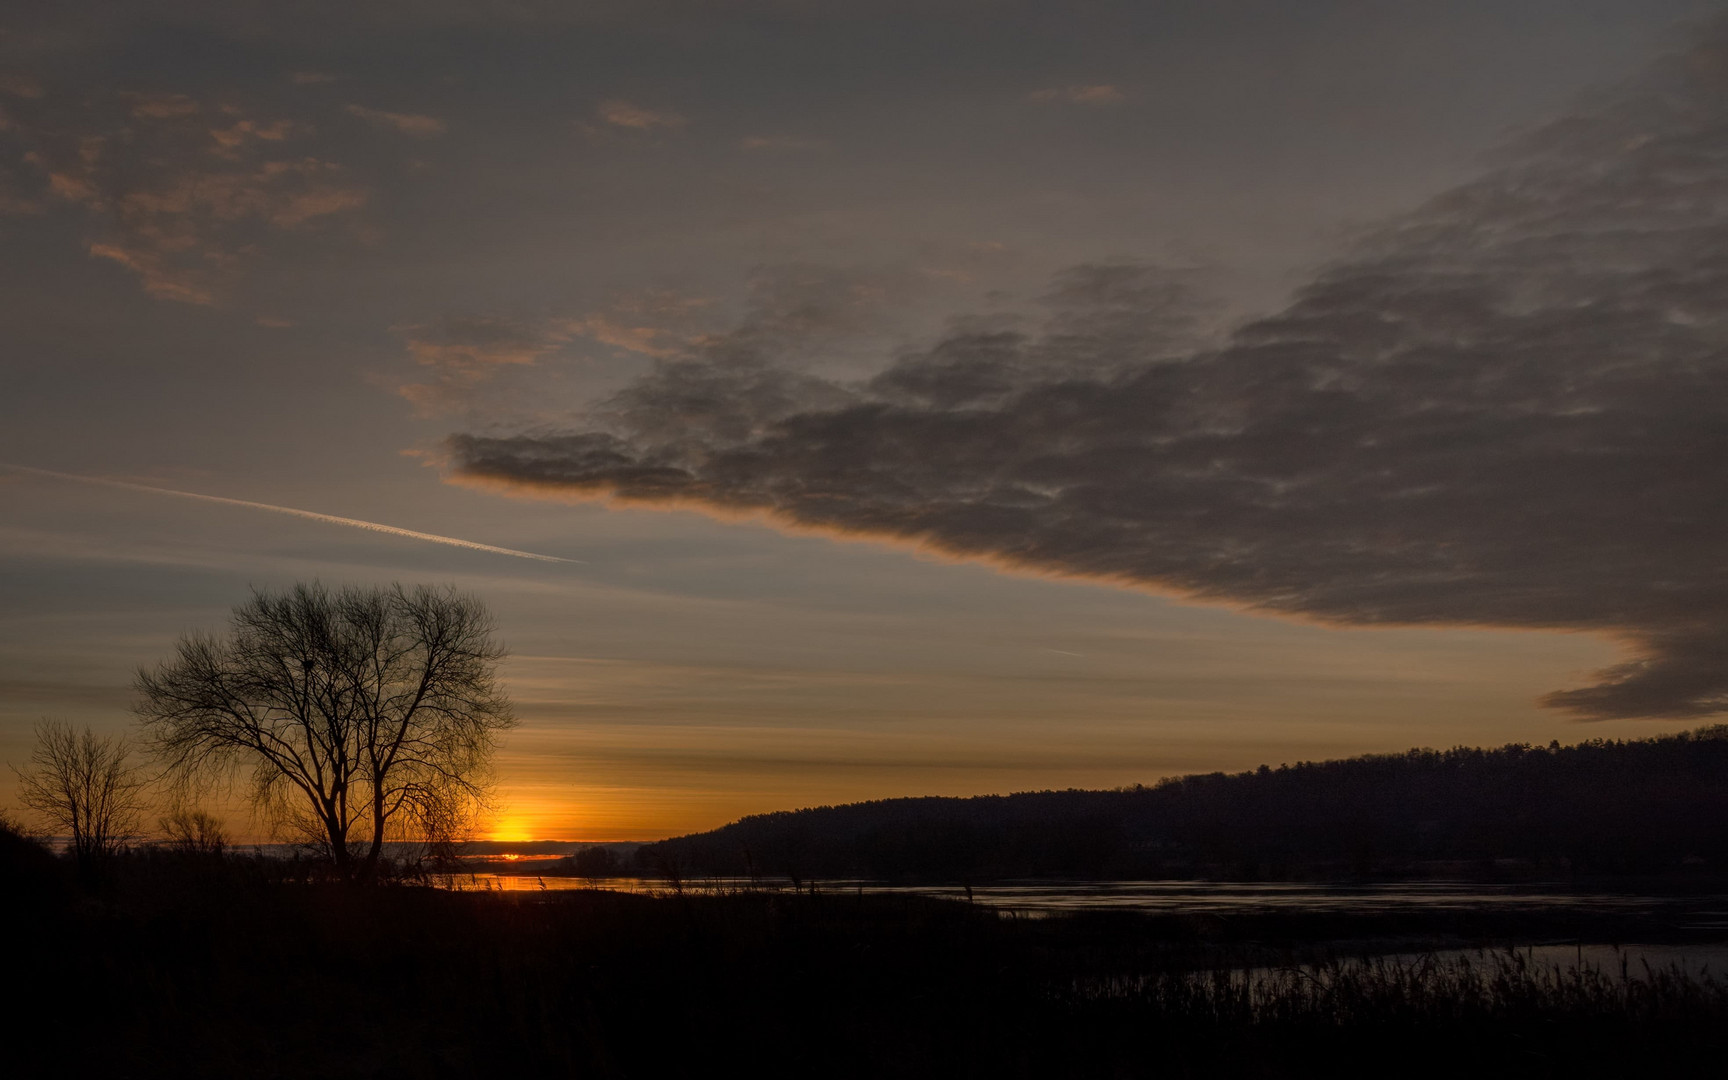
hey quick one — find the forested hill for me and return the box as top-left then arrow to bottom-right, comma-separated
639,728 -> 1728,882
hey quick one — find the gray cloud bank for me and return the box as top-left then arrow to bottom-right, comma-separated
450,29 -> 1728,720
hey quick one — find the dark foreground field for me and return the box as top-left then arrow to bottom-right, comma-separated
9,842 -> 1728,1078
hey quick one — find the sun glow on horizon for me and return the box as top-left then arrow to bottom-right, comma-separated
488,818 -> 536,844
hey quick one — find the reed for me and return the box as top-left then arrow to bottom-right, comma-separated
7,827 -> 1725,1076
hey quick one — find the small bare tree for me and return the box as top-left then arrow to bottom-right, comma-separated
135,582 -> 516,881
13,720 -> 147,868
158,807 -> 228,856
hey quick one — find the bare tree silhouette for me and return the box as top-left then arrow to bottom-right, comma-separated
158,807 -> 229,856
135,582 -> 516,881
13,720 -> 147,871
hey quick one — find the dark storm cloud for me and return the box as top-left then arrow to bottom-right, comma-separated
449,29 -> 1728,720
566,263 -> 953,444
683,262 -> 939,370
870,263 -> 1220,410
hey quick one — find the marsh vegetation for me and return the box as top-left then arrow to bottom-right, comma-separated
6,818 -> 1727,1078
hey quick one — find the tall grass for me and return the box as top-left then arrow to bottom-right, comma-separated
1072,948 -> 1727,1021
7,832 -> 1726,1078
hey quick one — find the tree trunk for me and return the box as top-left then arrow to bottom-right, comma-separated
326,812 -> 352,880
360,795 -> 387,882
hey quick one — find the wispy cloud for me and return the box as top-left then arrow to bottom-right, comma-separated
208,117 -> 302,150
3,85 -> 368,303
739,135 -> 825,151
122,91 -> 198,119
596,99 -> 686,131
0,74 -> 44,100
403,317 -> 567,370
566,288 -> 715,357
344,104 -> 446,137
394,316 -> 576,415
1027,84 -> 1125,106
447,28 -> 1728,720
392,291 -> 717,415
85,243 -> 217,305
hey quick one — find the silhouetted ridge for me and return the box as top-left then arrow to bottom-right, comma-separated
641,727 -> 1728,882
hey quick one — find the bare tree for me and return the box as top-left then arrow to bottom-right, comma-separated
135,582 -> 516,881
13,720 -> 147,868
158,807 -> 228,856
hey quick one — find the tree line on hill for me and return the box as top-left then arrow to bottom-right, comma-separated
635,727 -> 1728,883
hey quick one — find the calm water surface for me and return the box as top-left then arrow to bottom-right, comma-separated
434,876 -> 1728,976
437,874 -> 1726,917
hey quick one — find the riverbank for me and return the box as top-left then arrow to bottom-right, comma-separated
11,847 -> 1728,1077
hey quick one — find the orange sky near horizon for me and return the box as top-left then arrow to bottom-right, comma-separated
1,2 -> 1717,846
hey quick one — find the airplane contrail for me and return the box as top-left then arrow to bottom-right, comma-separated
2,463 -> 583,565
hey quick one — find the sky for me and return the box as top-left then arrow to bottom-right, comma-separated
2,0 -> 1724,841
